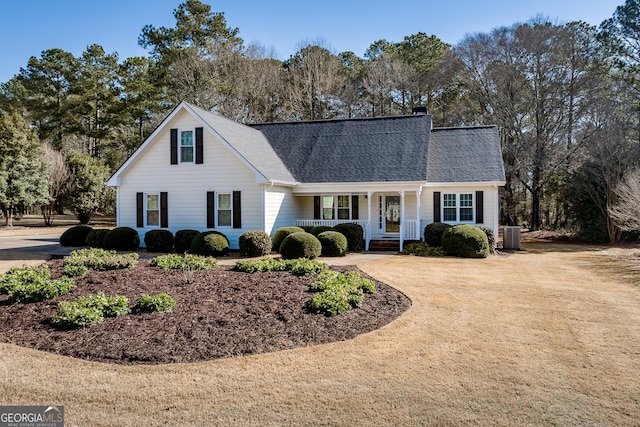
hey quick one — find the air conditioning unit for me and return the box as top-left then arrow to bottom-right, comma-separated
503,226 -> 521,250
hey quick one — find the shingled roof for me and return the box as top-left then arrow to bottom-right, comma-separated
250,114 -> 432,183
427,126 -> 505,183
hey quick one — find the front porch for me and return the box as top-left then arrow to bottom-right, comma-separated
292,188 -> 423,251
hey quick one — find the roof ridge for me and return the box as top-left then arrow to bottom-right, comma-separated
250,114 -> 430,126
432,125 -> 497,131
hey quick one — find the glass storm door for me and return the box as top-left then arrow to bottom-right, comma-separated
378,195 -> 401,234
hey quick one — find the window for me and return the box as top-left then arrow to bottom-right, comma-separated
443,193 -> 474,222
460,194 -> 473,221
443,194 -> 457,221
146,193 -> 159,226
322,195 -> 334,220
217,193 -> 232,227
180,130 -> 193,163
337,195 -> 350,219
319,195 -> 352,220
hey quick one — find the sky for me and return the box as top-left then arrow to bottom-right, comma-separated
0,0 -> 624,83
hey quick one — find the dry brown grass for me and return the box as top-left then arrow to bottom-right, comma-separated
1,242 -> 639,426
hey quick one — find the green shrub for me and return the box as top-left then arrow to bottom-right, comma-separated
50,292 -> 129,329
60,225 -> 93,247
51,302 -> 104,329
85,228 -> 109,248
279,232 -> 322,260
239,230 -> 272,257
190,231 -> 230,256
306,270 -> 375,316
174,229 -> 199,253
333,223 -> 364,252
272,226 -> 305,253
400,242 -> 446,257
132,293 -> 176,314
63,248 -> 138,275
317,231 -> 348,257
103,227 -> 140,251
144,229 -> 174,252
0,265 -> 50,295
478,226 -> 496,253
442,224 -> 490,258
287,258 -> 328,276
235,257 -> 327,275
9,275 -> 75,303
151,253 -> 218,270
310,225 -> 334,236
424,222 -> 452,247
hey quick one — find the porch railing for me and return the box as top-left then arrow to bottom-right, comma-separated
403,220 -> 419,241
295,219 -> 370,234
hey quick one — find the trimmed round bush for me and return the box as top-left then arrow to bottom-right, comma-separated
272,226 -> 305,253
85,228 -> 109,248
424,222 -> 452,247
441,224 -> 489,258
333,223 -> 364,252
174,229 -> 199,253
239,230 -> 272,257
144,229 -> 174,252
317,231 -> 348,257
60,225 -> 93,247
190,231 -> 230,256
280,232 -> 322,260
310,225 -> 335,236
478,226 -> 496,253
103,227 -> 140,251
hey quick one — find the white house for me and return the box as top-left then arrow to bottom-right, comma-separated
106,101 -> 506,250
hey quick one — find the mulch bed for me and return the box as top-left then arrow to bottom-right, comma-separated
0,260 -> 411,365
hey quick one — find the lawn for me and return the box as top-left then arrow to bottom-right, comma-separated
1,240 -> 639,425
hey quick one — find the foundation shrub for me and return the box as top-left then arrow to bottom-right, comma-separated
239,230 -> 272,257
310,225 -> 334,236
60,225 -> 93,247
442,224 -> 490,258
272,226 -> 305,253
317,231 -> 348,257
333,223 -> 364,252
190,231 -> 230,256
144,229 -> 174,252
103,227 -> 140,251
478,226 -> 496,253
174,229 -> 199,253
279,232 -> 322,260
424,222 -> 452,247
85,228 -> 110,248
400,242 -> 446,257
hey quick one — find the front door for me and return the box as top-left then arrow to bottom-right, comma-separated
378,195 -> 401,234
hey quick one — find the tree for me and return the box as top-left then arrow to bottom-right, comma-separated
609,168 -> 640,231
41,142 -> 71,226
0,111 -> 50,226
65,151 -> 114,224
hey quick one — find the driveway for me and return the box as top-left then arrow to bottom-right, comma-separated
1,242 -> 639,425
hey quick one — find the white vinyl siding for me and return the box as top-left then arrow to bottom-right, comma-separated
117,109 -> 263,249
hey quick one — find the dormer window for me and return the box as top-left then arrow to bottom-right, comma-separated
180,130 -> 194,163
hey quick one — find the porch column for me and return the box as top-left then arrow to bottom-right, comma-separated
400,190 -> 405,251
366,190 -> 372,250
416,186 -> 422,242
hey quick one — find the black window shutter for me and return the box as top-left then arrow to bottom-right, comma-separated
195,127 -> 203,164
136,192 -> 144,227
233,191 -> 241,228
476,191 -> 484,224
351,195 -> 359,220
207,191 -> 215,228
433,191 -> 441,223
160,192 -> 168,228
170,128 -> 178,165
313,196 -> 321,220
